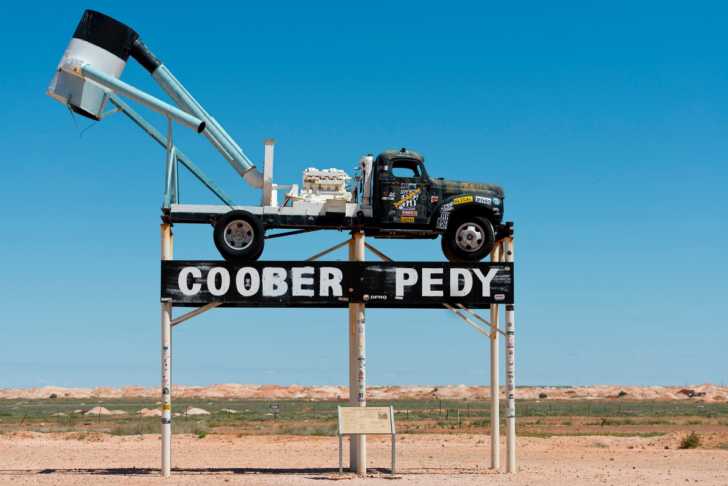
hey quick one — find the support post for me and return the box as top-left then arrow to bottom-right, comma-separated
160,223 -> 173,477
348,231 -> 367,475
503,236 -> 517,473
262,139 -> 275,206
490,243 -> 501,470
163,118 -> 176,209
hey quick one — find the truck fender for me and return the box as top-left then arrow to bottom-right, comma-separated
433,194 -> 497,231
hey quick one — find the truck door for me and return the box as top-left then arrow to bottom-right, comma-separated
376,158 -> 430,226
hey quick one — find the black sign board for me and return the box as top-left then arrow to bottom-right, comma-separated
162,261 -> 513,308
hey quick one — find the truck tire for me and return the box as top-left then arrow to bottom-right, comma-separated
441,215 -> 495,262
213,210 -> 265,262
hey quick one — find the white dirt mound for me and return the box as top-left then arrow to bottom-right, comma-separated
84,407 -> 111,416
185,407 -> 210,416
138,408 -> 162,417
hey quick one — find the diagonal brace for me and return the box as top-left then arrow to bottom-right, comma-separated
444,303 -> 492,337
457,304 -> 506,337
364,242 -> 501,338
307,239 -> 351,261
108,94 -> 234,208
364,242 -> 393,262
171,302 -> 221,327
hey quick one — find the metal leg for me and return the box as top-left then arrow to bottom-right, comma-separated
339,434 -> 343,473
490,243 -> 501,470
352,231 -> 367,476
504,237 -> 517,473
160,223 -> 173,477
348,239 -> 358,471
391,433 -> 397,475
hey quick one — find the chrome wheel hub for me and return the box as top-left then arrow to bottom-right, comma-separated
455,222 -> 485,252
224,220 -> 254,250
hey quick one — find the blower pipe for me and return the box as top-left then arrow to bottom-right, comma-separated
48,10 -> 263,188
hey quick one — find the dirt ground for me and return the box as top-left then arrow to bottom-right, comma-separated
1,432 -> 726,486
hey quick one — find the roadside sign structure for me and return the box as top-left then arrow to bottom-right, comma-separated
337,406 -> 397,474
46,8 -> 519,479
160,222 -> 516,477
45,9 -> 518,477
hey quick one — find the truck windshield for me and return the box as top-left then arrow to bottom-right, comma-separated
391,159 -> 421,178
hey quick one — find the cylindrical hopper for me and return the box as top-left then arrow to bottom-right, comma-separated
48,10 -> 140,120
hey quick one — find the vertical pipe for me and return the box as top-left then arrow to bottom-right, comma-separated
391,434 -> 397,474
350,230 -> 367,475
262,139 -> 275,206
168,117 -> 178,204
347,239 -> 358,470
163,118 -> 175,209
504,237 -> 517,473
160,223 -> 173,477
489,243 -> 501,469
339,434 -> 343,473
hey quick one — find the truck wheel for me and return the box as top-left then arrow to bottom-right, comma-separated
213,210 -> 265,262
442,216 -> 495,262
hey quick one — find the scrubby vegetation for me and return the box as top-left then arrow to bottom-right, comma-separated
679,432 -> 701,449
0,398 -> 726,441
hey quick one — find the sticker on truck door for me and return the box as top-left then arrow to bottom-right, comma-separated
394,188 -> 421,210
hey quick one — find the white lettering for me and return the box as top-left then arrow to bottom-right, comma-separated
449,268 -> 473,297
235,267 -> 260,297
395,268 -> 418,298
207,267 -> 230,296
178,267 -> 202,296
262,267 -> 288,297
292,266 -> 315,297
422,268 -> 443,297
319,267 -> 343,297
472,268 -> 499,297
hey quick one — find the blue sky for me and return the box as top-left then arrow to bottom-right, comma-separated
1,1 -> 726,388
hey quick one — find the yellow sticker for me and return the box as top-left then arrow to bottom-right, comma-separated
453,195 -> 474,205
163,404 -> 171,411
400,216 -> 415,223
393,188 -> 422,209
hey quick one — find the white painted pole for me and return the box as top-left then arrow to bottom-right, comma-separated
349,230 -> 367,475
160,223 -> 173,477
262,139 -> 275,206
347,239 -> 358,470
489,242 -> 501,470
504,237 -> 517,473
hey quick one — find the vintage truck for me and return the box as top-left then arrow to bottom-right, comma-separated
167,148 -> 506,263
47,10 -> 508,262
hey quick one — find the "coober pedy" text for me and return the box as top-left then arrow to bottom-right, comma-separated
176,265 -> 502,299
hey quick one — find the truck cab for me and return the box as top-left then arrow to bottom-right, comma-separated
373,150 -> 433,227
361,148 -> 506,261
